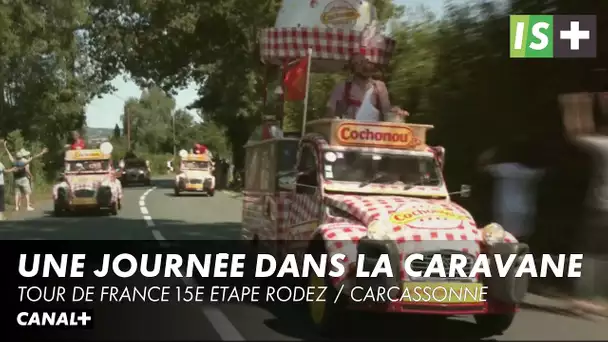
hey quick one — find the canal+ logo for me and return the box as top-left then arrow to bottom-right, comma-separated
510,15 -> 596,58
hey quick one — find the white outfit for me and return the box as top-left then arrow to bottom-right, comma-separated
486,163 -> 544,238
354,87 -> 380,122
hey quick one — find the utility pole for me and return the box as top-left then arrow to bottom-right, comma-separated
172,111 -> 176,157
126,109 -> 131,151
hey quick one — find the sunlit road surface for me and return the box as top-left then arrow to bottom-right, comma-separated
2,177 -> 607,341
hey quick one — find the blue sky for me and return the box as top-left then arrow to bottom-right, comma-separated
85,0 -> 449,129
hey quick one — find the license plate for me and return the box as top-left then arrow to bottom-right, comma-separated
187,184 -> 202,190
401,282 -> 484,303
72,198 -> 97,205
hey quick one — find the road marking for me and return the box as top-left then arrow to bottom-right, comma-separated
151,229 -> 165,240
139,185 -> 245,341
201,307 -> 245,341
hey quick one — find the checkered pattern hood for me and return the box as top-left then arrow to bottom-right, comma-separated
52,173 -> 122,201
319,195 -> 519,284
323,194 -> 483,241
180,170 -> 212,180
65,174 -> 109,190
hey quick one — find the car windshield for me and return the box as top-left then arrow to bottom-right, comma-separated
125,159 -> 147,168
323,150 -> 442,187
66,160 -> 110,172
182,161 -> 209,170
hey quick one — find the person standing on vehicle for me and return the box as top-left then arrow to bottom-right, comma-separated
326,52 -> 409,122
64,130 -> 86,150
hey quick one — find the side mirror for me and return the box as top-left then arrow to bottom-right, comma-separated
460,184 -> 471,198
449,184 -> 471,198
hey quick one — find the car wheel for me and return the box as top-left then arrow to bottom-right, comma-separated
474,312 -> 515,336
109,202 -> 118,216
174,188 -> 180,196
306,239 -> 348,337
208,189 -> 215,197
53,203 -> 64,217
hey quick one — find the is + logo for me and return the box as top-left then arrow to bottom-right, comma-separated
510,15 -> 596,58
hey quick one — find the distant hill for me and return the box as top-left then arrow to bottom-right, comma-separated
85,127 -> 114,145
86,127 -> 114,140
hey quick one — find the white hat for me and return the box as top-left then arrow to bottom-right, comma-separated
16,148 -> 30,158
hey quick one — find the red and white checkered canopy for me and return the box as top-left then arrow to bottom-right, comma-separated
259,27 -> 396,72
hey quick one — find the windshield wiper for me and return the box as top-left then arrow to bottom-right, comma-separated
402,177 -> 443,190
359,172 -> 389,188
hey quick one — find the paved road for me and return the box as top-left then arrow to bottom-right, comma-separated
2,177 -> 607,340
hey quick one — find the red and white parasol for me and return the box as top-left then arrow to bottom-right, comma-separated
260,0 -> 395,72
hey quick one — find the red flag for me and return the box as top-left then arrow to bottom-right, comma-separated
283,57 -> 309,101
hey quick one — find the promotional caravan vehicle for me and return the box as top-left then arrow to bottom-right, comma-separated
241,0 -> 529,336
53,142 -> 123,216
174,149 -> 215,196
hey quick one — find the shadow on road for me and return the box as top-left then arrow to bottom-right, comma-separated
519,301 -> 580,319
258,301 -> 496,341
164,193 -> 211,198
0,214 -> 242,240
121,183 -> 153,189
152,178 -> 175,189
41,210 -> 115,218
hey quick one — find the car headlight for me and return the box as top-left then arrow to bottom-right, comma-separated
482,222 -> 506,245
326,206 -> 352,219
139,170 -> 144,174
100,180 -> 111,187
367,220 -> 389,240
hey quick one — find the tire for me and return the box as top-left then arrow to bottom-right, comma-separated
174,188 -> 180,196
145,179 -> 151,186
474,312 -> 515,336
53,203 -> 64,217
208,189 -> 215,197
306,239 -> 348,337
109,202 -> 118,216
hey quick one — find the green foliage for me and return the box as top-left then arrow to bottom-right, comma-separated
2,0 -> 606,208
119,86 -> 230,158
113,124 -> 121,139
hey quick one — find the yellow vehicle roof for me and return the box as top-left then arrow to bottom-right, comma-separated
182,154 -> 209,161
65,149 -> 110,161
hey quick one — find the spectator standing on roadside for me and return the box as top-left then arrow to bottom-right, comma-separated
2,141 -> 47,212
485,141 -> 544,242
0,140 -> 18,220
571,126 -> 608,317
12,149 -> 35,211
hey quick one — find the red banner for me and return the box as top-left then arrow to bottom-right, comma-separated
283,57 -> 308,101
